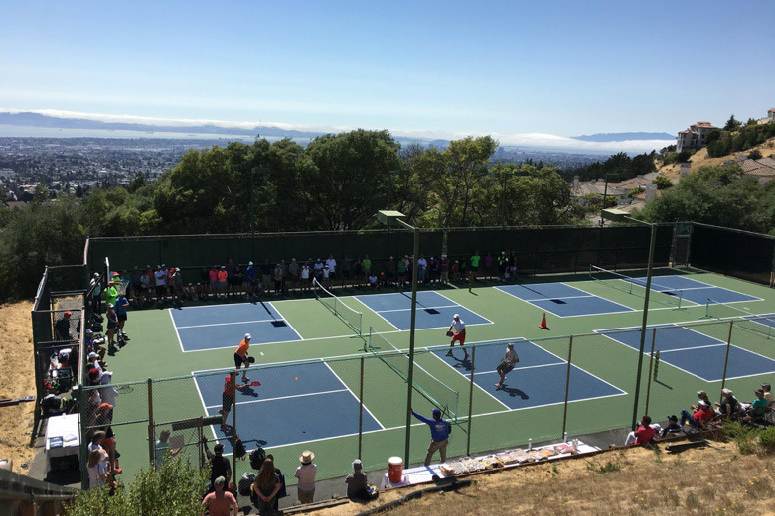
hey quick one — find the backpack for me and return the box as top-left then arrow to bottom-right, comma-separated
233,438 -> 246,460
249,447 -> 266,470
238,473 -> 255,496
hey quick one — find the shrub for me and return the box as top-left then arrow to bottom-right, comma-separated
65,457 -> 208,516
758,426 -> 775,454
748,149 -> 763,160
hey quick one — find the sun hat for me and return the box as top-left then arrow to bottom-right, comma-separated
299,451 -> 315,464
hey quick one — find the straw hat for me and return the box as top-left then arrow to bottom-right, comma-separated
299,450 -> 315,464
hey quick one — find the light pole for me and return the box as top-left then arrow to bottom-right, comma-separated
601,208 -> 657,429
376,210 -> 418,467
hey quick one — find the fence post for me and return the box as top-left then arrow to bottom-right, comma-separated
147,378 -> 155,467
719,321 -> 734,395
230,370 -> 237,480
79,386 -> 89,489
466,345 -> 476,456
644,327 -> 657,417
358,356 -> 365,460
561,335 -> 573,440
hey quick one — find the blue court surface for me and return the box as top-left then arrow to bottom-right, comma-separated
193,361 -> 383,453
619,274 -> 761,305
432,339 -> 625,410
496,283 -> 633,317
599,325 -> 775,382
355,291 -> 492,330
170,303 -> 302,352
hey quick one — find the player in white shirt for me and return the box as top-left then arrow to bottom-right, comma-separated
445,314 -> 467,360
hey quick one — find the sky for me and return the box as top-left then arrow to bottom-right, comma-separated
1,0 -> 774,142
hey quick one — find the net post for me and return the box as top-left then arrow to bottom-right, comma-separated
644,327 -> 657,417
561,335 -> 573,440
147,378 -> 155,467
358,356 -> 365,460
466,345 -> 476,456
719,321 -> 733,395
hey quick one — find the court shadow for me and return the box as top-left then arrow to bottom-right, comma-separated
502,386 -> 529,399
238,386 -> 260,397
450,355 -> 473,372
655,379 -> 673,390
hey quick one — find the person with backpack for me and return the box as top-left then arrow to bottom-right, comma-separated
410,407 -> 452,466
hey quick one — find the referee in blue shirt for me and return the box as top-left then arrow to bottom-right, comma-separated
410,407 -> 451,466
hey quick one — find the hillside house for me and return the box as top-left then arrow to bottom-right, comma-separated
769,108 -> 775,122
740,157 -> 775,184
676,121 -> 717,152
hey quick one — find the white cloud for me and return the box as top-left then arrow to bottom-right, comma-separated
0,107 -> 674,154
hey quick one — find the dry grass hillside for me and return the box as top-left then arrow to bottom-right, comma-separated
0,301 -> 37,472
657,136 -> 775,182
316,440 -> 774,516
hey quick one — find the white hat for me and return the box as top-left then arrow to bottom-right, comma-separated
507,342 -> 514,348
87,352 -> 98,359
248,261 -> 253,266
300,450 -> 315,464
453,313 -> 460,319
721,388 -> 733,395
244,333 -> 251,340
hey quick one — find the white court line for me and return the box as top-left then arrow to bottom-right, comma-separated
191,371 -> 220,445
169,308 -> 186,353
528,339 -> 628,395
177,319 -> 277,329
429,352 -> 511,410
472,361 -> 566,375
594,330 -> 774,383
204,388 -> 348,409
527,295 -> 595,302
658,343 -> 727,353
433,290 -> 496,325
352,296 -> 400,330
493,286 -> 573,319
323,362 -> 386,430
268,301 -> 304,340
377,304 -> 460,313
562,282 -> 640,313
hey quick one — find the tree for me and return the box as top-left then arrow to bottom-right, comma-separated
305,130 -> 401,229
641,163 -> 773,232
723,115 -> 741,132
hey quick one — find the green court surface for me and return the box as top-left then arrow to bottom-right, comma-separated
99,269 -> 775,484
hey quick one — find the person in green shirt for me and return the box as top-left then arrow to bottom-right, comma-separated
361,255 -> 372,284
104,281 -> 118,309
745,389 -> 768,422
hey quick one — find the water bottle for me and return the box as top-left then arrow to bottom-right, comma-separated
563,432 -> 568,443
527,438 -> 532,451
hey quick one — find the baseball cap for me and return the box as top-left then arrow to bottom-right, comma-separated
214,443 -> 224,454
507,342 -> 515,348
453,313 -> 460,319
244,333 -> 251,340
352,459 -> 363,470
87,352 -> 98,359
432,408 -> 442,416
721,388 -> 733,395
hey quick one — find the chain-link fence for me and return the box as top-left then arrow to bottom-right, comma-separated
71,312 -> 774,488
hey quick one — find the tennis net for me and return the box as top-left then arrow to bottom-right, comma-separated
589,265 -> 685,309
368,330 -> 460,420
704,299 -> 775,339
312,277 -> 363,335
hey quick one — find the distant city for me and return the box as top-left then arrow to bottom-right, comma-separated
0,135 -> 607,203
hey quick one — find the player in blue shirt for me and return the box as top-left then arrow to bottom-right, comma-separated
410,407 -> 452,466
114,295 -> 130,344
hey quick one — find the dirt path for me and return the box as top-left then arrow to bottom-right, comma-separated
0,301 -> 37,472
315,440 -> 774,515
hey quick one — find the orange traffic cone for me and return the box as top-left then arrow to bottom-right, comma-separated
539,312 -> 549,330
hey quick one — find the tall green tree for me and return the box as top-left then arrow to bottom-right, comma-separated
305,130 -> 401,229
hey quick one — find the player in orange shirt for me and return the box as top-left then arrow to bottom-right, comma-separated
234,333 -> 251,383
